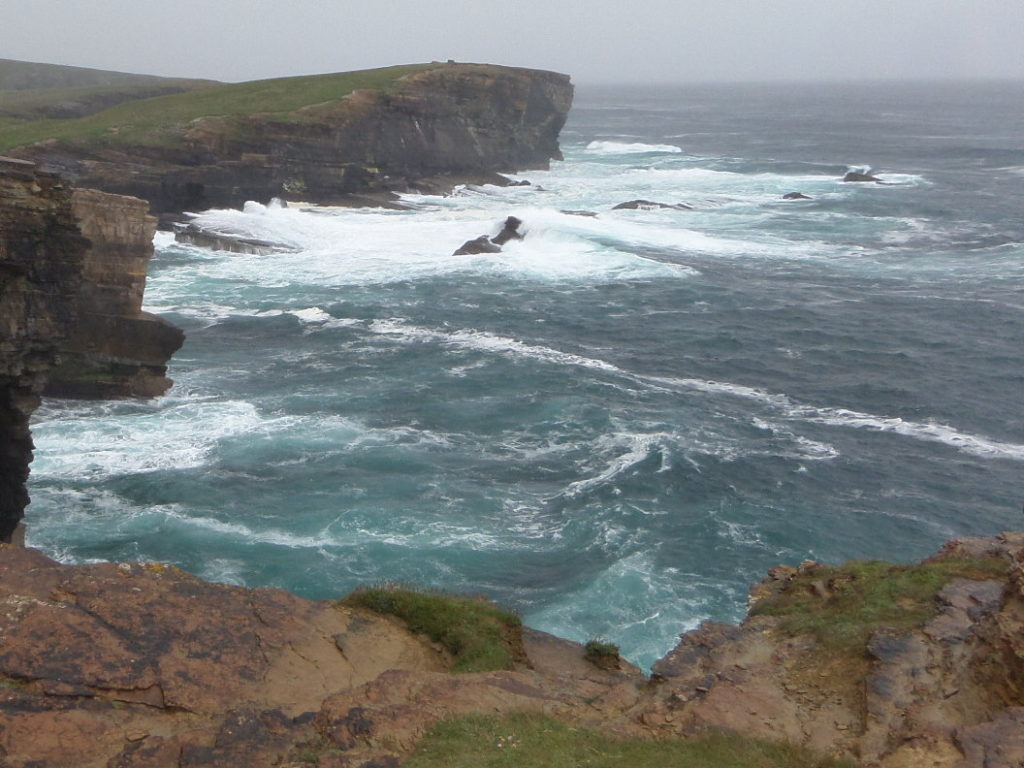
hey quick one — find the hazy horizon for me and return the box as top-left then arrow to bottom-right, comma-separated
2,0 -> 1021,87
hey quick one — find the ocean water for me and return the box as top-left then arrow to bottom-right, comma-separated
27,80 -> 1024,670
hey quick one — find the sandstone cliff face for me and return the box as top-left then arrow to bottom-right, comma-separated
44,188 -> 185,398
13,63 -> 573,219
0,157 -> 87,542
1,534 -> 1023,767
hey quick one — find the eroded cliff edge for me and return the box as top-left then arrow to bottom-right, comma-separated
8,63 -> 574,219
0,158 -> 86,542
1,533 -> 1023,767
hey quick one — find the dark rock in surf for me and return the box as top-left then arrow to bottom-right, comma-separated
491,216 -> 524,246
782,192 -> 811,200
453,235 -> 502,256
612,199 -> 693,211
453,215 -> 525,255
843,170 -> 882,183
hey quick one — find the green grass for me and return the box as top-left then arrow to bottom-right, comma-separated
0,63 -> 438,151
404,712 -> 854,768
584,639 -> 621,669
341,584 -> 523,673
750,556 -> 1007,652
0,80 -> 213,121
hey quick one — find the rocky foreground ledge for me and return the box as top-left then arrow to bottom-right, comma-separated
1,534 -> 1022,767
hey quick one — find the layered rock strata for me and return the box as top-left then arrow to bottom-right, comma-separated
11,63 -> 573,220
0,157 -> 87,542
44,188 -> 184,398
1,533 -> 1023,766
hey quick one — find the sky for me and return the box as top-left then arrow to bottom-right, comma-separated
2,0 -> 1022,85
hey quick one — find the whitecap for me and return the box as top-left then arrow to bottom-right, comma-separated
585,140 -> 684,155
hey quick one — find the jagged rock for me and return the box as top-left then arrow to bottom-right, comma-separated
0,157 -> 88,541
9,64 -> 574,218
843,170 -> 882,182
612,199 -> 693,211
453,215 -> 525,255
491,215 -> 524,246
782,192 -> 811,200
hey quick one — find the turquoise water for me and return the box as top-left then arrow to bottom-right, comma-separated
28,81 -> 1024,669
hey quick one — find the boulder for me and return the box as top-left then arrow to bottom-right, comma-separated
782,192 -> 811,200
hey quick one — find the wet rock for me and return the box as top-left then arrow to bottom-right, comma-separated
842,170 -> 882,182
491,215 -> 524,246
173,221 -> 292,255
612,199 -> 693,211
453,235 -> 502,255
782,192 -> 811,200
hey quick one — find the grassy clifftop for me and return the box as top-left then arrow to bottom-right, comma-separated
0,63 -> 438,151
0,58 -> 216,123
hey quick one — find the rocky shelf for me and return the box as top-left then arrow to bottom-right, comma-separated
1,533 -> 1022,766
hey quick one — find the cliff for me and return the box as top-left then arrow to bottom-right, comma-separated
4,62 -> 573,220
1,533 -> 1022,767
0,157 -> 87,542
0,159 -> 184,541
44,188 -> 184,398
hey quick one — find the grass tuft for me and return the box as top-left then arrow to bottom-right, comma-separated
750,556 -> 1007,652
341,584 -> 523,673
584,638 -> 621,669
404,712 -> 854,768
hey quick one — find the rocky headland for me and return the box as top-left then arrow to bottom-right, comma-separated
4,62 -> 573,222
1,533 -> 1022,767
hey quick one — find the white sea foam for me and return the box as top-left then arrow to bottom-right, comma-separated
30,401 -> 288,479
585,140 -> 684,155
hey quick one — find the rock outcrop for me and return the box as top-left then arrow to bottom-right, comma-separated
44,188 -> 185,398
0,157 -> 88,542
2,533 -> 1023,766
10,63 -> 573,221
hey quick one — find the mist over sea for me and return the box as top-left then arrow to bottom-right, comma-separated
27,80 -> 1024,669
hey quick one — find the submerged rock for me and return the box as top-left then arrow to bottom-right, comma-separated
782,191 -> 812,200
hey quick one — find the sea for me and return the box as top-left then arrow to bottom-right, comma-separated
26,80 -> 1024,670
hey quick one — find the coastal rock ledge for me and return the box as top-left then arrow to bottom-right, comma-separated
1,532 -> 1023,767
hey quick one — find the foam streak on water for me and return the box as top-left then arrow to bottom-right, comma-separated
28,81 -> 1024,670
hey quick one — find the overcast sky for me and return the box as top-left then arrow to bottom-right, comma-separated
3,0 -> 1022,85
